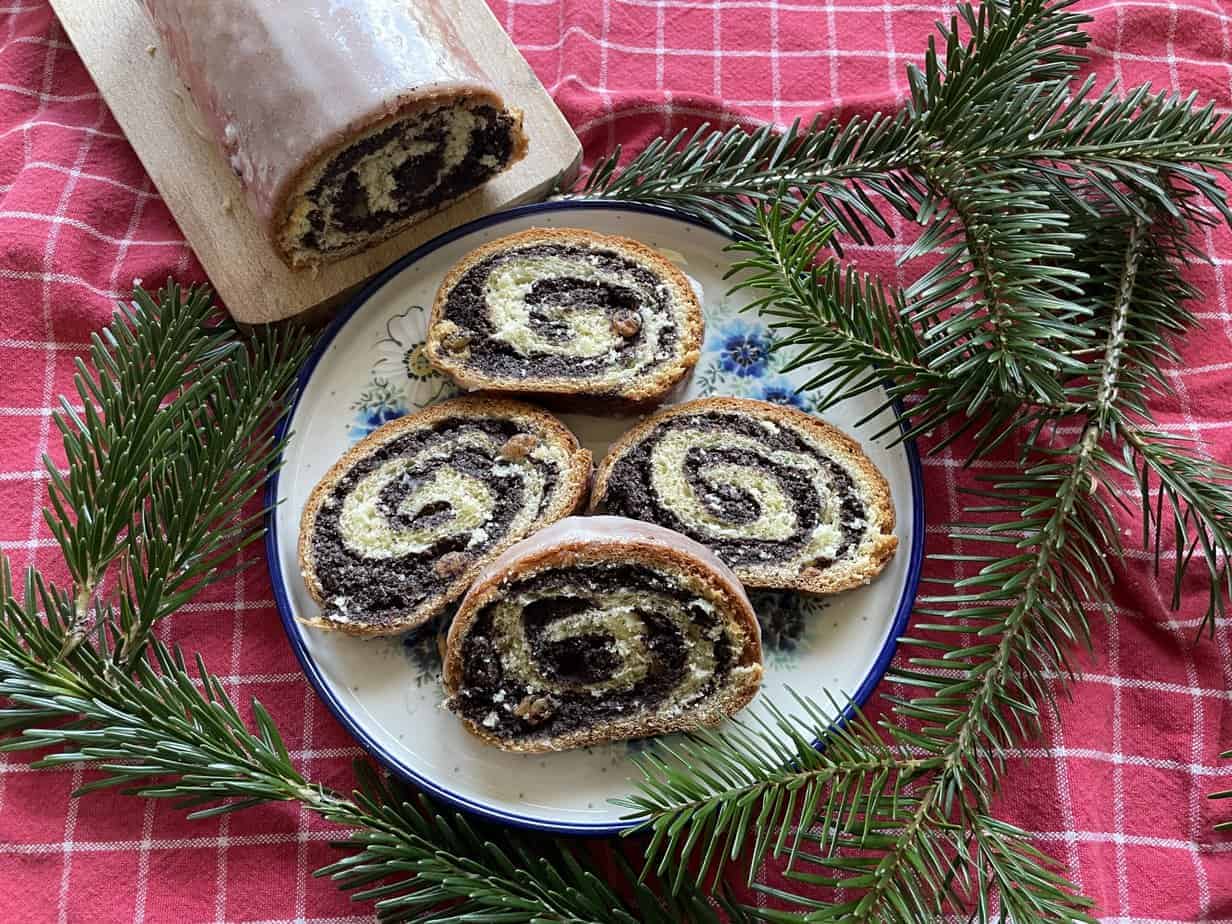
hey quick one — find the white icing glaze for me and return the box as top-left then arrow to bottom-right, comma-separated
142,0 -> 496,233
472,515 -> 756,633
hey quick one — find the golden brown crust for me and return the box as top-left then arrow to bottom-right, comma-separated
423,227 -> 703,408
590,396 -> 898,595
275,93 -> 528,268
442,520 -> 764,752
296,396 -> 590,637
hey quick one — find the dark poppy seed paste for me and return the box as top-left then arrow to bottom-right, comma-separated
592,399 -> 899,593
299,399 -> 591,636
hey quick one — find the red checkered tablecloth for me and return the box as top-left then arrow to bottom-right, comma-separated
1,1 -> 1231,921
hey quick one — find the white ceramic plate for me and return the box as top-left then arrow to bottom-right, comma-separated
266,201 -> 923,834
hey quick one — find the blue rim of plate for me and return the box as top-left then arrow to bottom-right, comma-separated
264,199 -> 926,836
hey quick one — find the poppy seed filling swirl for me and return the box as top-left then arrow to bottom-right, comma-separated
307,418 -> 565,625
439,243 -> 682,385
293,104 -> 518,258
451,564 -> 737,739
601,412 -> 869,568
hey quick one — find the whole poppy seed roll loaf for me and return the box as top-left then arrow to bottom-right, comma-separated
142,0 -> 528,267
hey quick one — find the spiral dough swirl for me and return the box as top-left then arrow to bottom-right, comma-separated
306,417 -> 570,626
433,242 -> 683,387
597,408 -> 882,580
452,565 -> 735,739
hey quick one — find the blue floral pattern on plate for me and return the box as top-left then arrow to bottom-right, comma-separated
369,301 -> 822,723
709,318 -> 772,378
349,305 -> 457,440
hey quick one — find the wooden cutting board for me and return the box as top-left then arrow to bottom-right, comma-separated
50,0 -> 582,325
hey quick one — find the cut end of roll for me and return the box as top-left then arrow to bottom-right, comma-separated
280,96 -> 527,267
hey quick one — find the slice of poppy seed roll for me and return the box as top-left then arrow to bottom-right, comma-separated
424,228 -> 704,411
590,397 -> 898,594
443,516 -> 764,752
297,397 -> 591,637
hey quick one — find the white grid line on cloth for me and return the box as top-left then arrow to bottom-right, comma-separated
2,830 -> 348,854
1032,830 -> 1232,853
1087,42 -> 1232,70
106,168 -> 156,924
551,0 -> 563,88
294,675 -> 318,921
1166,30 -> 1232,897
1108,15 -> 1130,911
1003,744 -> 1232,780
130,797 -> 156,924
0,0 -> 42,823
1,406 -> 79,415
570,101 -> 768,138
1,538 -> 60,549
46,40 -> 113,924
23,5 -> 77,883
921,524 -> 1219,561
825,0 -> 843,117
0,469 -> 45,480
518,30 -> 919,58
532,70 -> 923,110
654,0 -> 665,89
0,117 -> 127,141
0,746 -> 365,774
594,0 -> 949,11
293,512 -> 320,922
0,337 -> 91,349
600,0 -> 615,156
0,0 -> 22,65
22,160 -> 162,198
1085,0 -> 1232,24
211,545 -> 249,924
1048,668 -> 1085,888
769,0 -> 781,126
2,735 -> 1226,778
1156,252 -> 1215,919
1111,609 -> 1131,914
8,32 -> 68,49
0,211 -> 189,247
8,820 -> 1232,857
0,81 -> 98,102
547,0 -> 1222,18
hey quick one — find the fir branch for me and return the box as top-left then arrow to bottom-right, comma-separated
616,695 -> 938,893
1116,425 -> 1232,635
617,192 -> 1151,924
46,285 -> 232,623
725,201 -> 1087,449
42,283 -> 311,663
